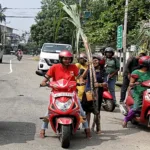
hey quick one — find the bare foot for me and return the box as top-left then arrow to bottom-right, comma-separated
122,121 -> 127,128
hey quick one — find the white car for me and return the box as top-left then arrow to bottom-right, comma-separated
0,44 -> 4,63
38,43 -> 72,72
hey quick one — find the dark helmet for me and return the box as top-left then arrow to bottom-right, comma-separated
59,50 -> 73,63
92,54 -> 105,66
104,47 -> 114,55
138,56 -> 150,67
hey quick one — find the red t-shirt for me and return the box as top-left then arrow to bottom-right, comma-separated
46,64 -> 79,81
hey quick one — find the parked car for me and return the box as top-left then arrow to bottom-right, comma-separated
38,43 -> 72,73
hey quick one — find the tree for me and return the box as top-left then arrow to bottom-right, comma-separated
83,0 -> 150,48
30,0 -> 77,47
0,4 -> 6,22
0,4 -> 6,43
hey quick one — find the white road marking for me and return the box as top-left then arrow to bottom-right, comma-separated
8,60 -> 13,74
0,57 -> 15,78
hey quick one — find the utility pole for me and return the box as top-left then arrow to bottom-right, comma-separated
3,21 -> 6,50
123,0 -> 129,72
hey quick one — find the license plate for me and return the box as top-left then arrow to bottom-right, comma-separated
53,93 -> 74,97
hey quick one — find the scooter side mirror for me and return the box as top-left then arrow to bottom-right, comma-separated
35,70 -> 44,76
131,74 -> 139,79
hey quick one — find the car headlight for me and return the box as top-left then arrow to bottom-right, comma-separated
40,58 -> 46,63
55,99 -> 72,111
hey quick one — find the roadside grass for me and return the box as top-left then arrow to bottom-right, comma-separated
33,56 -> 39,61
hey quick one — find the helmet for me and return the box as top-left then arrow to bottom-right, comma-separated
104,47 -> 114,55
138,50 -> 146,56
79,53 -> 87,60
59,50 -> 73,63
92,54 -> 105,66
138,56 -> 150,67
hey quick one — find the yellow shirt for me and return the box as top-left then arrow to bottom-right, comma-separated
75,63 -> 88,100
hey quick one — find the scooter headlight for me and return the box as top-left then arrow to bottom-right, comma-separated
145,95 -> 150,101
145,89 -> 150,101
55,99 -> 72,111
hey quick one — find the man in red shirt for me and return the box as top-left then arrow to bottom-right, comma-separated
40,50 -> 91,139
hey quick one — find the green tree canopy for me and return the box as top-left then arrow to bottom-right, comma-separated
31,0 -> 77,47
83,0 -> 150,48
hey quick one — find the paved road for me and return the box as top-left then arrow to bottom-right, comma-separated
0,55 -> 150,150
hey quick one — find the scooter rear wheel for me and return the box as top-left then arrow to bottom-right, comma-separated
59,125 -> 71,148
103,99 -> 115,112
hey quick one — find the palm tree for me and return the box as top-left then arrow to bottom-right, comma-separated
0,4 -> 6,22
0,4 -> 7,43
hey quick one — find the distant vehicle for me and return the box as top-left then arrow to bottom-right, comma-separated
38,43 -> 72,72
10,50 -> 16,55
0,44 -> 4,63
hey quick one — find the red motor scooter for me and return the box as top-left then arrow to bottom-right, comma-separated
102,87 -> 115,112
36,71 -> 80,148
102,75 -> 115,112
124,79 -> 150,127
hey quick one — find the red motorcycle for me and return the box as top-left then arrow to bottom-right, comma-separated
102,87 -> 115,112
102,75 -> 115,112
36,71 -> 80,148
124,79 -> 150,127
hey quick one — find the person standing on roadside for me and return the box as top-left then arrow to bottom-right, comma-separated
104,47 -> 120,105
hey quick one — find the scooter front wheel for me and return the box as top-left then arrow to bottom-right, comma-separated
59,125 -> 71,148
103,99 -> 115,112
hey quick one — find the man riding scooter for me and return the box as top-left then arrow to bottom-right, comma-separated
16,49 -> 23,61
39,50 -> 91,138
122,56 -> 150,128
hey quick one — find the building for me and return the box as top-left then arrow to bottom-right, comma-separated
0,24 -> 20,53
0,24 -> 13,45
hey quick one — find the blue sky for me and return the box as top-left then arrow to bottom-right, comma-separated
0,0 -> 41,34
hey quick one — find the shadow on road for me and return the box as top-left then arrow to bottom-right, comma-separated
0,62 -> 10,65
0,121 -> 36,146
69,128 -> 140,149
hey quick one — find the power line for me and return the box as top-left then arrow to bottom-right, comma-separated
6,8 -> 41,9
6,16 -> 35,18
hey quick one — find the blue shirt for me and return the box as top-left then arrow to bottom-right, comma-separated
86,69 -> 106,92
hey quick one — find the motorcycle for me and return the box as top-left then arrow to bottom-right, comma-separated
36,70 -> 81,148
121,77 -> 150,127
17,53 -> 22,61
102,75 -> 115,112
102,86 -> 115,112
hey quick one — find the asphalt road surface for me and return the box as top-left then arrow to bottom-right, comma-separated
0,55 -> 150,150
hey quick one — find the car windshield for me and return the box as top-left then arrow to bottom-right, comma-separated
42,44 -> 72,53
